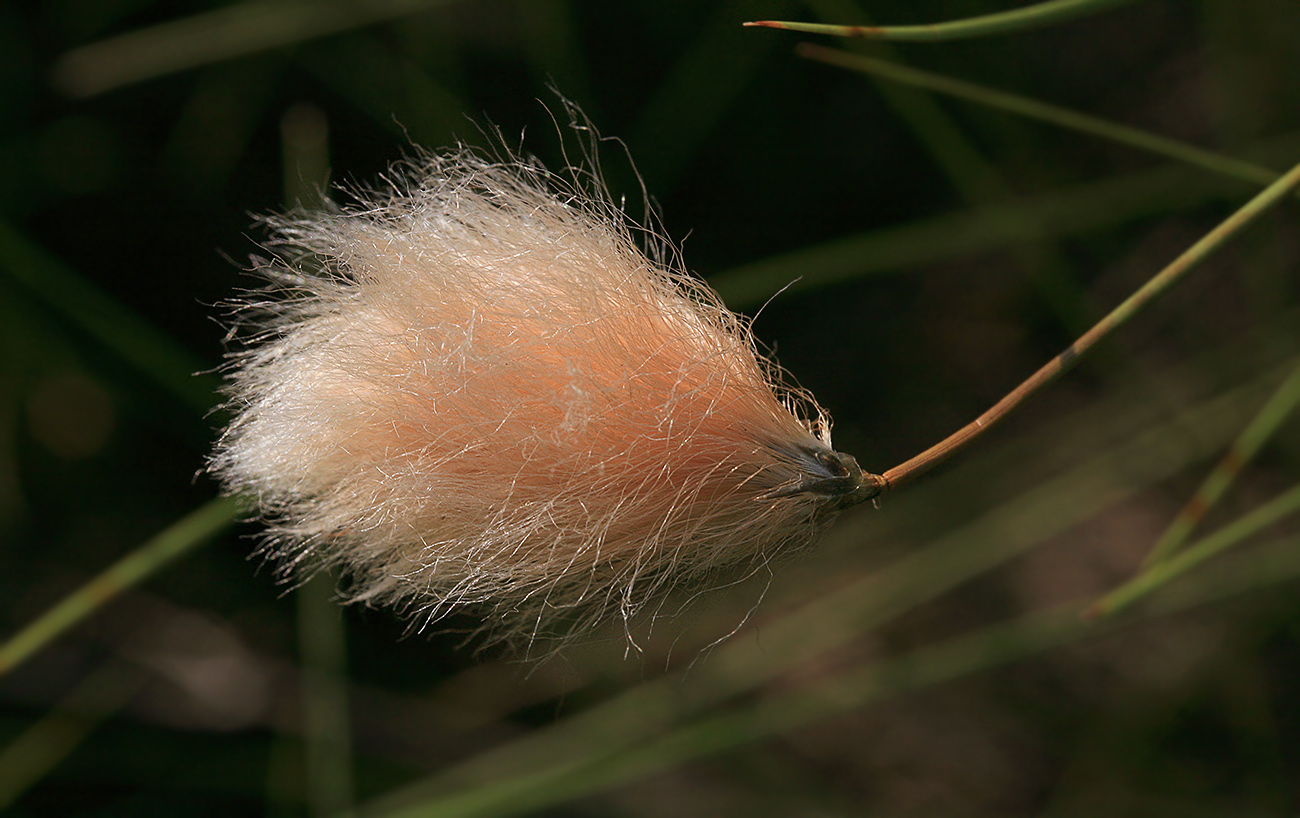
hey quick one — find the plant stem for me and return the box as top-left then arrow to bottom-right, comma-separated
854,159 -> 1300,500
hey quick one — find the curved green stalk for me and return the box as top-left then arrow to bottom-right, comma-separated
745,0 -> 1139,42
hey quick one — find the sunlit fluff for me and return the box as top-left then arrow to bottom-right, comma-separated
210,145 -> 868,649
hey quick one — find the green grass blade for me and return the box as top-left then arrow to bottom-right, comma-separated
376,531 -> 1300,817
0,219 -> 219,413
0,495 -> 241,679
281,101 -> 355,818
745,0 -> 1140,42
1089,483 -> 1300,618
1143,356 -> 1300,566
299,575 -> 355,818
51,0 -> 465,98
361,357 -> 1274,817
0,661 -> 142,810
797,45 -> 1280,187
710,165 -> 1221,308
803,0 -> 1093,335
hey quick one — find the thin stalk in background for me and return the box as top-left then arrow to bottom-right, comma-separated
803,0 -> 1095,339
0,219 -> 219,414
370,528 -> 1300,818
282,100 -> 356,818
709,163 -> 1250,308
745,0 -> 1140,42
0,661 -> 141,810
796,44 -> 1281,189
51,0 -> 463,98
1087,483 -> 1300,618
361,352 -> 1277,818
299,574 -> 356,818
1141,356 -> 1300,567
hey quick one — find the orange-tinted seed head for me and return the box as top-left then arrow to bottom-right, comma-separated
210,146 -> 869,651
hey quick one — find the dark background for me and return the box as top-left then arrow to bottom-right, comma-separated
2,0 -> 1299,815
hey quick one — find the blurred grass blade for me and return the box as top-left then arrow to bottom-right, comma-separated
1144,356 -> 1300,566
710,165 -> 1226,308
0,219 -> 218,413
374,606 -> 1094,818
52,0 -> 462,98
0,661 -> 141,810
797,44 -> 1280,187
299,34 -> 469,150
803,0 -> 999,202
281,102 -> 331,210
299,575 -> 355,818
719,151 -> 1300,315
1088,483 -> 1300,618
880,159 -> 1300,490
803,0 -> 1092,337
625,0 -> 795,194
161,58 -> 285,195
377,531 -> 1300,817
0,495 -> 241,679
282,101 -> 355,818
591,534 -> 1300,810
362,356 -> 1276,817
744,0 -> 1139,41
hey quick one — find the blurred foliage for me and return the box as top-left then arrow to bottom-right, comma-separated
1,0 -> 1299,815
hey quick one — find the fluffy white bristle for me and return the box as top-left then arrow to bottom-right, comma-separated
210,144 -> 867,650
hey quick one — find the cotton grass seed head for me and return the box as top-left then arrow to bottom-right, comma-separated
210,141 -> 877,652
